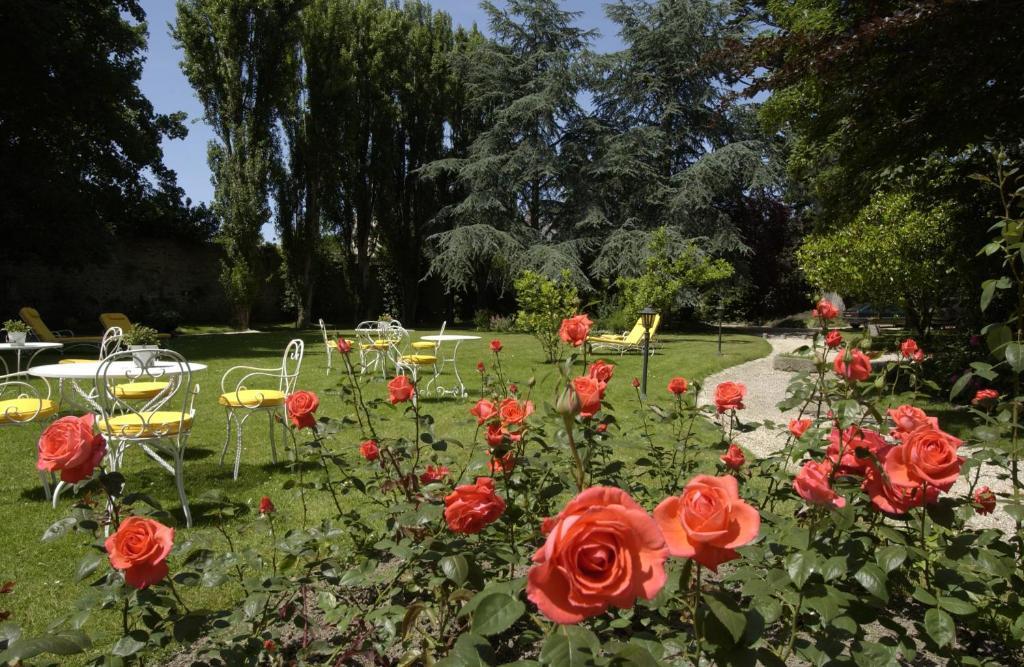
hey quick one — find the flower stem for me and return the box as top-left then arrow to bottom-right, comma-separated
561,413 -> 585,492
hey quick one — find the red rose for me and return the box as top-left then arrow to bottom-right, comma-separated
812,299 -> 839,321
912,349 -> 925,364
490,339 -> 503,353
387,375 -> 415,404
596,422 -> 607,433
973,486 -> 997,515
587,360 -> 615,384
37,414 -> 107,483
489,451 -> 516,474
264,640 -> 276,653
509,383 -> 518,394
654,475 -> 760,571
420,465 -> 450,484
258,496 -> 275,515
862,456 -> 938,515
714,382 -> 746,414
359,439 -> 379,462
900,338 -> 919,359
528,487 -> 667,624
667,377 -> 689,396
476,361 -> 485,374
285,391 -> 319,429
825,330 -> 843,349
788,418 -> 812,439
793,459 -> 846,509
485,423 -> 519,447
559,314 -> 593,347
833,347 -> 872,382
498,397 -> 534,425
444,477 -> 505,534
972,389 -> 999,407
826,426 -> 890,476
720,444 -> 745,470
104,516 -> 174,589
631,377 -> 640,389
572,376 -> 603,419
336,338 -> 352,354
884,426 -> 964,492
470,399 -> 498,425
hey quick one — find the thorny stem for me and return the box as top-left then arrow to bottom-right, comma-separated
562,413 -> 585,492
287,428 -> 309,528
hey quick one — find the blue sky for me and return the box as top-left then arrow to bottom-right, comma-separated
139,1 -> 625,208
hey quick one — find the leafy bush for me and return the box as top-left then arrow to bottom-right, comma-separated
472,309 -> 496,331
2,319 -> 29,334
514,269 -> 579,362
122,324 -> 159,346
489,314 -> 516,332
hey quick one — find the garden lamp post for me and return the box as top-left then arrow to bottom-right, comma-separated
639,305 -> 657,399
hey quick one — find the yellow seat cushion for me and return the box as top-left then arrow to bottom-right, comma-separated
0,398 -> 58,423
359,340 -> 390,350
59,358 -> 95,364
100,411 -> 192,437
401,354 -> 437,365
411,341 -> 437,350
218,389 -> 287,408
114,381 -> 169,400
587,335 -> 627,343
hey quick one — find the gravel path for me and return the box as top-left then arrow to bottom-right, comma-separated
701,336 -> 1015,534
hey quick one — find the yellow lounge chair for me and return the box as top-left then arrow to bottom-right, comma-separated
99,312 -> 172,339
19,307 -> 101,346
587,315 -> 661,354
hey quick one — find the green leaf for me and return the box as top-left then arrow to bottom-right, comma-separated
937,596 -> 977,616
924,608 -> 955,647
785,551 -> 819,589
471,594 -> 526,637
608,644 -> 660,667
949,371 -> 974,400
111,631 -> 148,657
540,626 -> 600,667
986,324 -> 1012,356
440,555 -> 469,586
1006,342 -> 1024,373
981,280 -> 996,311
854,564 -> 888,602
703,590 -> 746,644
449,632 -> 495,667
75,551 -> 103,581
875,545 -> 907,573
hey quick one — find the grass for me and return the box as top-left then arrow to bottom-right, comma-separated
0,327 -> 769,662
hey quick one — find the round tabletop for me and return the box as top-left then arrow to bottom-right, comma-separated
420,334 -> 481,342
0,342 -> 63,351
28,360 -> 208,380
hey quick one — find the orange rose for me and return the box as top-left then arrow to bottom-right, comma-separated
900,338 -> 919,359
826,426 -> 890,476
720,444 -> 745,470
972,389 -> 999,407
812,298 -> 839,321
793,459 -> 846,509
285,391 -> 319,429
667,377 -> 688,395
498,397 -> 534,425
572,376 -> 603,419
36,414 -> 107,483
359,439 -> 379,461
788,418 -> 812,439
833,347 -> 872,382
586,359 -> 615,384
419,464 -> 450,484
654,475 -> 760,571
387,375 -> 415,404
973,486 -> 996,515
444,477 -> 505,534
824,330 -> 843,349
888,405 -> 930,437
104,516 -> 174,589
559,314 -> 593,347
527,487 -> 668,624
884,426 -> 963,492
861,457 -> 938,515
469,399 -> 498,425
713,382 -> 746,414
488,451 -> 515,474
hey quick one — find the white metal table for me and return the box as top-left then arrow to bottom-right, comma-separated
419,334 -> 480,398
28,360 -> 208,411
0,342 -> 63,374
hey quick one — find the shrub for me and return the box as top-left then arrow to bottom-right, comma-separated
513,269 -> 579,362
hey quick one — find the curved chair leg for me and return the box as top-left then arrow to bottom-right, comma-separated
219,410 -> 233,466
172,437 -> 192,528
232,413 -> 247,481
267,409 -> 278,464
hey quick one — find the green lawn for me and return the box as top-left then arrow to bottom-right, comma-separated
0,327 -> 769,661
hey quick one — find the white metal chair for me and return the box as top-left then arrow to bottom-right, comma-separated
319,319 -> 338,374
355,321 -> 398,377
92,349 -> 199,527
1,372 -> 58,499
218,339 -> 304,481
387,324 -> 439,389
59,326 -> 123,364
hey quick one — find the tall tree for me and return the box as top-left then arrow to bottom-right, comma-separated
423,0 -> 595,299
174,0 -> 301,329
0,0 -> 191,263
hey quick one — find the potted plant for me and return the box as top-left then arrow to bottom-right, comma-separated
123,324 -> 160,367
3,319 -> 30,346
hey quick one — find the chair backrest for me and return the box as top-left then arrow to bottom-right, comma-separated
99,327 -> 123,359
279,339 -> 305,393
94,349 -> 196,439
0,372 -> 51,425
318,319 -> 330,348
19,307 -> 55,342
623,315 -> 661,345
385,323 -> 412,365
100,312 -> 133,331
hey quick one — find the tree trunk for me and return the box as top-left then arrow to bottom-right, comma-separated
235,304 -> 251,331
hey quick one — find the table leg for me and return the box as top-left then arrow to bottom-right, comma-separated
450,341 -> 467,397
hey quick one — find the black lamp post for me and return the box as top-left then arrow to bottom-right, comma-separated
639,305 -> 657,399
